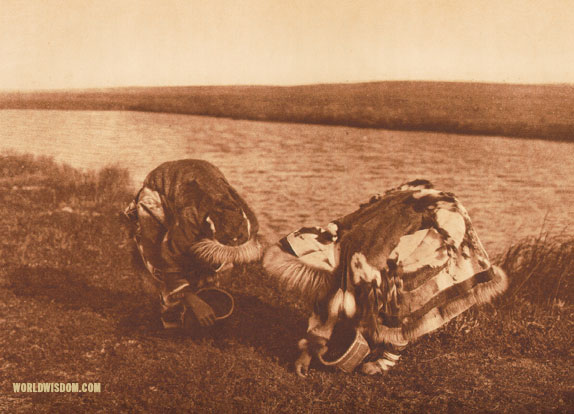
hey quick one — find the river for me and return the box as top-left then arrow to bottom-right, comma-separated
1,109 -> 572,254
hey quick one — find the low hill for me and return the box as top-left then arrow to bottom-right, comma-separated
1,81 -> 574,141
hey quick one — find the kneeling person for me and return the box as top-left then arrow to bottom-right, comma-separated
124,159 -> 261,329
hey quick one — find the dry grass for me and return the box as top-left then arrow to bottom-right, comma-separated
497,232 -> 574,306
0,154 -> 572,413
0,152 -> 132,210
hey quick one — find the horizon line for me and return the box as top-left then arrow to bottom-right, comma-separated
2,79 -> 574,94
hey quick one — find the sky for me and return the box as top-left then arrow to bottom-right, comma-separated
1,0 -> 574,90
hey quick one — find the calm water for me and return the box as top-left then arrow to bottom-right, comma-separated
1,109 -> 573,254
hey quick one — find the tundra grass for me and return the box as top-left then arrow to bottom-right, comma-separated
0,154 -> 572,413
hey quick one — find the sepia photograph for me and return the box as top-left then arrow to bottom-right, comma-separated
1,0 -> 573,412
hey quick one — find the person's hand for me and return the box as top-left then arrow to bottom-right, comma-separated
184,292 -> 216,327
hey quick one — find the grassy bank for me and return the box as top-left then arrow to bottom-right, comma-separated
2,81 -> 574,141
1,154 -> 572,413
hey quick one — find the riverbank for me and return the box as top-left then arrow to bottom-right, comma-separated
2,81 -> 574,142
1,154 -> 572,413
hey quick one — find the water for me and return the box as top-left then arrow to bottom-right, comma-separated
1,109 -> 573,254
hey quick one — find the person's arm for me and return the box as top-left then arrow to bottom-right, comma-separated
163,275 -> 216,327
159,204 -> 204,270
183,291 -> 216,327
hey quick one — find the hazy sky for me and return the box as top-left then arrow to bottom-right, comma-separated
1,0 -> 574,90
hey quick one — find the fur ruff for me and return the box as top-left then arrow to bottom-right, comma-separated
191,237 -> 262,266
371,265 -> 509,345
262,245 -> 336,304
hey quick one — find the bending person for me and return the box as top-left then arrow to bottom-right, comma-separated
124,159 -> 261,329
263,179 -> 508,376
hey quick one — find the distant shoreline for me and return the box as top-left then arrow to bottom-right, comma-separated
1,81 -> 574,142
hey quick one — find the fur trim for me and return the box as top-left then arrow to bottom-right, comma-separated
368,325 -> 409,347
190,237 -> 262,266
483,265 -> 509,300
262,245 -> 336,304
372,265 -> 508,345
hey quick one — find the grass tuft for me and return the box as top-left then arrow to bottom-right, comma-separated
0,152 -> 133,210
496,233 -> 574,307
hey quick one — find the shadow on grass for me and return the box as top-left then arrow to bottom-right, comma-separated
7,265 -> 161,334
6,265 -> 307,367
211,293 -> 308,367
